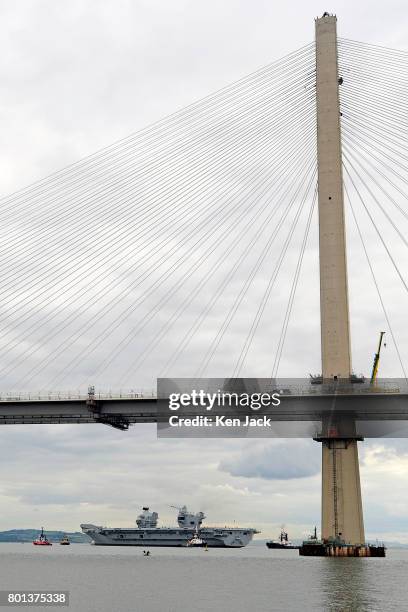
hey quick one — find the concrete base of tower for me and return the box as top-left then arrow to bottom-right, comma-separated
299,540 -> 386,557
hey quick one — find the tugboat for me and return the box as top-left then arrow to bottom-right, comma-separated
187,528 -> 206,548
298,526 -> 326,555
266,527 -> 298,549
33,527 -> 52,546
59,534 -> 70,545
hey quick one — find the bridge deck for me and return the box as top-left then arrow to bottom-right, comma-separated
0,391 -> 406,430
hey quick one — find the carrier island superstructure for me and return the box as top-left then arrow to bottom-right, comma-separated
81,506 -> 258,548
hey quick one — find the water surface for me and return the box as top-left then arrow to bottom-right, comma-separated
0,543 -> 406,611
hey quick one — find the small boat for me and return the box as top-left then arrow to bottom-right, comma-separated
59,535 -> 70,545
187,529 -> 206,548
33,527 -> 52,546
266,527 -> 298,550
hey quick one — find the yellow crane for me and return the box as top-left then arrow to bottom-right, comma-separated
370,331 -> 386,384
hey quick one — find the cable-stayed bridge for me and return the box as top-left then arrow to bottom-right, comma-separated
2,34 -> 406,396
1,14 -> 408,550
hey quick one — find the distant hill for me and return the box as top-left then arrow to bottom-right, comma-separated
0,529 -> 91,543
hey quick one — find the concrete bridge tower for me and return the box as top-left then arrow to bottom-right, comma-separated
315,13 -> 365,545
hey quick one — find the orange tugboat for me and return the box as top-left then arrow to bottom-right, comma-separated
33,527 -> 52,546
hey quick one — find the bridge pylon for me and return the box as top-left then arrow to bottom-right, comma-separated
315,13 -> 365,545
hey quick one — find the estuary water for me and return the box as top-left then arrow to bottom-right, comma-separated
0,543 -> 407,612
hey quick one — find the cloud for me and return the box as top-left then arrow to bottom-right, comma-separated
219,440 -> 320,480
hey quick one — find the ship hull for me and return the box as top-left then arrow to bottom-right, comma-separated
81,525 -> 256,548
266,542 -> 298,549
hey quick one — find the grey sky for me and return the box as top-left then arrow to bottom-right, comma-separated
0,0 -> 407,540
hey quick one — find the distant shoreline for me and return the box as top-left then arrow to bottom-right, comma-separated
0,531 -> 406,548
0,529 -> 90,543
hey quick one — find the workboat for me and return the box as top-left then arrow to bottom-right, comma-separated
266,528 -> 298,549
187,529 -> 206,547
33,528 -> 52,546
298,527 -> 386,557
81,505 -> 259,548
59,535 -> 70,545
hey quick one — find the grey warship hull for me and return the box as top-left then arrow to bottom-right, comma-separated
81,525 -> 256,547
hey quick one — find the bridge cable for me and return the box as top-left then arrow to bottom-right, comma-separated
344,183 -> 408,380
231,174 -> 317,379
1,43 -> 314,205
0,119 -> 316,372
15,134 -> 317,385
115,146 -> 318,384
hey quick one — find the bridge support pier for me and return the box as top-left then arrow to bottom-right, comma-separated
315,13 -> 365,546
321,440 -> 365,544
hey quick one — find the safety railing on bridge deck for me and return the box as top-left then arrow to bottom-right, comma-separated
274,380 -> 405,396
0,380 -> 405,403
0,390 -> 157,402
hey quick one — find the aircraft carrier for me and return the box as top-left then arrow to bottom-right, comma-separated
81,506 -> 258,547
